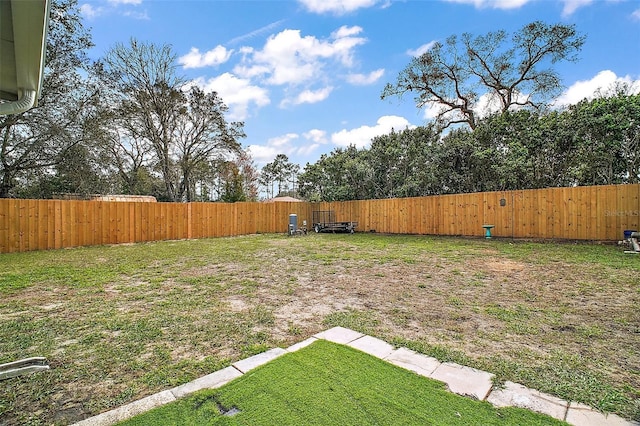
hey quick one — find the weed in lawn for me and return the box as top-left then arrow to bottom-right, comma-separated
391,337 -> 473,366
506,322 -> 539,336
287,321 -> 302,336
238,279 -> 259,295
447,296 -> 464,307
249,306 -> 275,326
576,324 -> 604,339
485,304 -> 531,322
323,309 -> 380,335
473,271 -> 488,279
241,343 -> 270,358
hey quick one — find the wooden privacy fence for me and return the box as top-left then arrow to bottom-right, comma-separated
0,200 -> 313,253
312,184 -> 639,241
0,184 -> 638,253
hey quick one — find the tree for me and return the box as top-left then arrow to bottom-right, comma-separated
570,92 -> 640,185
368,126 -> 439,198
0,0 -> 99,197
174,87 -> 244,201
236,150 -> 260,201
219,161 -> 246,203
103,40 -> 243,202
298,146 -> 370,201
258,162 -> 276,199
382,21 -> 585,130
261,154 -> 299,197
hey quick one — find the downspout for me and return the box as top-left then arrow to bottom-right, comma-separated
0,89 -> 37,116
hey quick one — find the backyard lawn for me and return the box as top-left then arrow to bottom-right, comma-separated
0,233 -> 638,425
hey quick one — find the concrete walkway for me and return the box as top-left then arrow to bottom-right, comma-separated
73,327 -> 637,426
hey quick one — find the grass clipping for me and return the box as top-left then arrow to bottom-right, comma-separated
119,340 -> 565,426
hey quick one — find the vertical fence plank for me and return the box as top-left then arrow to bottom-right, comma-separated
604,185 -> 618,240
536,188 -> 548,239
17,199 -> 27,252
36,200 -> 47,250
9,200 -> 19,252
76,201 -> 84,247
26,199 -> 36,251
8,200 -> 18,252
0,200 -> 6,252
618,184 -> 639,239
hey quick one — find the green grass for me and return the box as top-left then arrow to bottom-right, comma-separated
1,233 -> 638,425
118,340 -> 566,426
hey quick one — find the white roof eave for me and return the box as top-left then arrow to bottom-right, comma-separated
0,0 -> 50,115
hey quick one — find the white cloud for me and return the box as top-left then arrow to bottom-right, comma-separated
80,3 -> 103,18
81,0 -> 146,19
247,133 -> 312,165
332,25 -> 363,38
233,64 -> 271,79
303,129 -> 329,144
407,41 -> 437,57
298,0 -> 384,14
423,103 -> 443,120
444,0 -> 531,10
331,115 -> 416,148
236,26 -> 367,86
346,69 -> 385,85
297,143 -> 320,156
632,8 -> 640,21
561,0 -> 592,16
270,133 -> 300,147
192,73 -> 270,121
179,46 -> 233,69
122,10 -> 149,20
287,87 -> 334,106
554,70 -> 640,106
247,145 -> 282,164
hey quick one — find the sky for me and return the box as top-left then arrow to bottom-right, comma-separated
79,0 -> 640,170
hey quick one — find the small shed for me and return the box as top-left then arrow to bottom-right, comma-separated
264,196 -> 303,203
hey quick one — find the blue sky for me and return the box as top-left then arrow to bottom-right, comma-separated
80,0 -> 640,169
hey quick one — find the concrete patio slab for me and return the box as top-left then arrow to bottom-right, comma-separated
286,337 -> 318,353
384,347 -> 441,378
232,348 -> 287,373
486,381 -> 568,421
347,335 -> 395,359
430,362 -> 494,400
170,366 -> 243,399
565,402 -> 639,426
314,326 -> 364,344
73,390 -> 176,426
